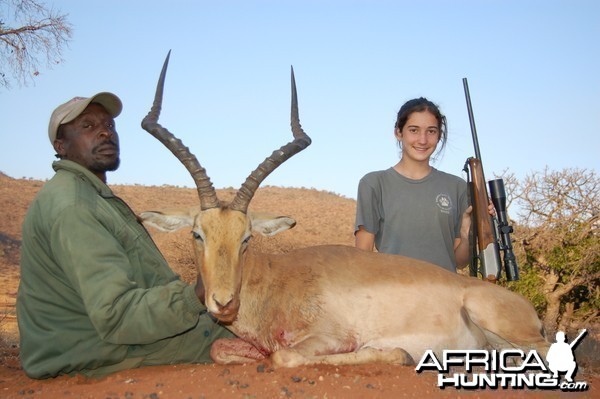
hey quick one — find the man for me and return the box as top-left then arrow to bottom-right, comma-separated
16,93 -> 234,379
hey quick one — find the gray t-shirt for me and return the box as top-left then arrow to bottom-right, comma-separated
355,167 -> 468,272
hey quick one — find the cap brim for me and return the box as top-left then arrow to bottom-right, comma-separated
48,92 -> 123,144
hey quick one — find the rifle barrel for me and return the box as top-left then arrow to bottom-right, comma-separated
462,78 -> 482,161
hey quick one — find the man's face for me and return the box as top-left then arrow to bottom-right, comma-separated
54,103 -> 120,181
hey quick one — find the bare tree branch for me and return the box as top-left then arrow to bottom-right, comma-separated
0,0 -> 72,89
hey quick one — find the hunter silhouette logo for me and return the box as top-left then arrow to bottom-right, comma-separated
415,329 -> 589,391
546,329 -> 587,383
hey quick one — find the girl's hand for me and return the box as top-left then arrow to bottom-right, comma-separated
461,200 -> 496,238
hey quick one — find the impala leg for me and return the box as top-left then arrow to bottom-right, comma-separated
271,347 -> 414,368
464,285 -> 550,358
210,337 -> 267,364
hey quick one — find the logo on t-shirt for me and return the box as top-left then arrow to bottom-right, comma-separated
436,194 -> 452,214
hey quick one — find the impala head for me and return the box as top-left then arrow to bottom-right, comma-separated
140,52 -> 311,322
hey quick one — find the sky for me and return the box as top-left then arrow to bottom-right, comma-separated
2,0 -> 599,204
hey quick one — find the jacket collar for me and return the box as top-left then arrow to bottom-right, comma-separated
52,160 -> 115,198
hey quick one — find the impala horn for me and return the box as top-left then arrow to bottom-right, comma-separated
229,66 -> 312,213
142,52 -> 312,213
141,51 -> 219,210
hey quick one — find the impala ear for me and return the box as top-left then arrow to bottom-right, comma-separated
249,212 -> 296,236
139,210 -> 196,232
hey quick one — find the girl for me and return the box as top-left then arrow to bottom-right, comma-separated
354,97 -> 472,272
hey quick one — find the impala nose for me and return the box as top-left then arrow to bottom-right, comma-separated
209,293 -> 239,323
213,293 -> 234,312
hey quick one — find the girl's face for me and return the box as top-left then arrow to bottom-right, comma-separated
395,110 -> 440,164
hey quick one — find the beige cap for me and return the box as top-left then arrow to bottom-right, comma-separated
48,92 -> 123,144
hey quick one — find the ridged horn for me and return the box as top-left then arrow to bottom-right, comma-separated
229,66 -> 312,213
141,51 -> 219,210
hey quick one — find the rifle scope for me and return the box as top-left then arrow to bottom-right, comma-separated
488,178 -> 519,281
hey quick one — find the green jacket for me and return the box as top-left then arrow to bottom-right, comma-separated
17,160 -> 208,378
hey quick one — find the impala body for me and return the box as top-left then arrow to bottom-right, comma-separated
140,53 -> 550,367
141,209 -> 550,367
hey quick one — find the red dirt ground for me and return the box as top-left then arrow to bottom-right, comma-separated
0,172 -> 598,398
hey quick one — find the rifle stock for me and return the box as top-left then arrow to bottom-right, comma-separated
463,78 -> 519,282
467,157 -> 502,282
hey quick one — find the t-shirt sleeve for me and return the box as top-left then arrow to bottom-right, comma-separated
355,174 -> 381,235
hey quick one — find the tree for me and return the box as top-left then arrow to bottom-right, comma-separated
504,167 -> 599,335
0,0 -> 72,89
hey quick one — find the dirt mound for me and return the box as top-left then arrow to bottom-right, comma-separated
1,173 -> 598,398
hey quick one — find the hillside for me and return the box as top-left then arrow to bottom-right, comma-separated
0,172 -> 356,340
1,172 -> 597,399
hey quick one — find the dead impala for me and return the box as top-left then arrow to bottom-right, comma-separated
140,53 -> 550,367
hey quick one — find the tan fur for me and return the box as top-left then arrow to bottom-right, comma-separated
139,208 -> 550,367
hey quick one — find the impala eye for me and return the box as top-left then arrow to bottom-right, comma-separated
192,231 -> 203,242
242,235 -> 252,245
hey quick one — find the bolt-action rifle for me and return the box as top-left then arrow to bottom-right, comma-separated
462,78 -> 519,283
